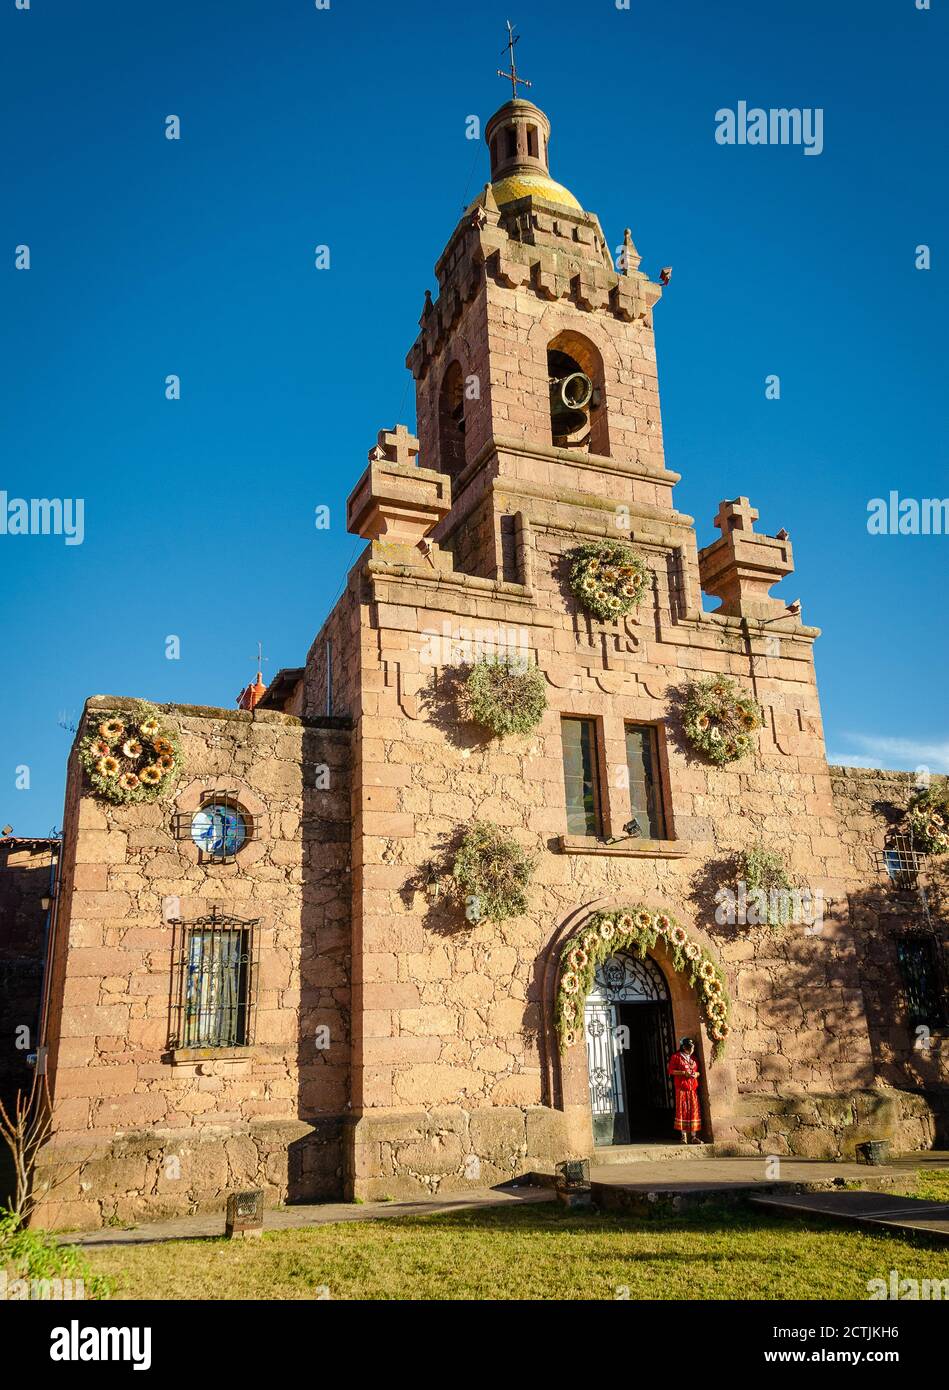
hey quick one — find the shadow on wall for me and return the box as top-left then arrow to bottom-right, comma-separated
847,861 -> 949,1133
416,665 -> 505,754
290,721 -> 353,1202
0,854 -> 50,1117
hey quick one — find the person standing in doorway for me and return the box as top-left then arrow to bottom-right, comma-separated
667,1037 -> 702,1143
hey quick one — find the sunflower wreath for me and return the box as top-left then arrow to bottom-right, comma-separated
683,675 -> 762,766
555,907 -> 731,1059
906,785 -> 949,855
567,540 -> 649,622
78,702 -> 182,806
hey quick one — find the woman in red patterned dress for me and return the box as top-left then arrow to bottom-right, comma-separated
667,1037 -> 702,1143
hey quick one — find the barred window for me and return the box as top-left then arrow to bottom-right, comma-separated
173,791 -> 258,864
895,935 -> 946,1029
172,909 -> 258,1049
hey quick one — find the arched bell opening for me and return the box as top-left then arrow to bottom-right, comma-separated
546,330 -> 609,455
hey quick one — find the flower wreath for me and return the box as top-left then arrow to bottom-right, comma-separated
78,702 -> 182,805
450,821 -> 537,924
556,907 -> 731,1058
463,655 -> 547,738
906,785 -> 949,855
568,540 -> 649,622
683,676 -> 761,766
738,846 -> 796,930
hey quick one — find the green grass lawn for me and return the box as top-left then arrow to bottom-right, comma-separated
82,1174 -> 949,1301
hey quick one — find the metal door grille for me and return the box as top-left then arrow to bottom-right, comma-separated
585,1002 -> 623,1118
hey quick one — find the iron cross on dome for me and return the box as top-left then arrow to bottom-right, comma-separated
497,20 -> 532,99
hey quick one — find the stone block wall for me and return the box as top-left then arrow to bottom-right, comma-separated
304,579 -> 360,723
35,697 -> 352,1228
716,1087 -> 940,1160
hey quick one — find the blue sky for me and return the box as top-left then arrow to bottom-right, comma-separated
2,0 -> 946,834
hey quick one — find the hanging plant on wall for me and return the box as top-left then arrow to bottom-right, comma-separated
78,702 -> 182,806
906,785 -> 949,855
738,846 -> 795,929
463,655 -> 547,737
683,676 -> 761,765
450,821 -> 537,924
568,540 -> 649,622
555,907 -> 731,1058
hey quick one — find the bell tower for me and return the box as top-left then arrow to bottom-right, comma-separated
406,75 -> 678,582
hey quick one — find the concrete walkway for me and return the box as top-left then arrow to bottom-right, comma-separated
751,1190 -> 949,1241
589,1151 -> 949,1195
63,1184 -> 554,1248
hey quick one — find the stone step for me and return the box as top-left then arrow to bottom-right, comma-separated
592,1142 -> 713,1166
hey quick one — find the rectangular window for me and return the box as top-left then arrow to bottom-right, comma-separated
562,717 -> 602,837
174,913 -> 257,1049
625,724 -> 666,840
895,935 -> 946,1028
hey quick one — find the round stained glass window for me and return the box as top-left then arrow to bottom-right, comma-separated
191,804 -> 247,858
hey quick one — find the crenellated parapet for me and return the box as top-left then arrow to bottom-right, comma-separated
407,182 -> 660,384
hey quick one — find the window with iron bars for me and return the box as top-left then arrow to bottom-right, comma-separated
895,933 -> 947,1029
879,833 -> 925,890
173,791 -> 259,864
171,908 -> 258,1049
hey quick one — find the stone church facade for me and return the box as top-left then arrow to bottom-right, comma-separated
29,97 -> 947,1228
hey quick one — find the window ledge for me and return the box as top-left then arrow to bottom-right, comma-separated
558,835 -> 689,859
170,1046 -> 255,1066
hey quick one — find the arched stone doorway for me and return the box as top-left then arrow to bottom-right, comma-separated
585,952 -> 676,1146
542,898 -> 734,1158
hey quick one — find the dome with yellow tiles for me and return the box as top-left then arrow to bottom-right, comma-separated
491,171 -> 581,212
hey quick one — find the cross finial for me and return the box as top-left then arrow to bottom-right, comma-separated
375,424 -> 420,469
253,641 -> 268,679
497,20 -> 531,100
713,497 -> 759,534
